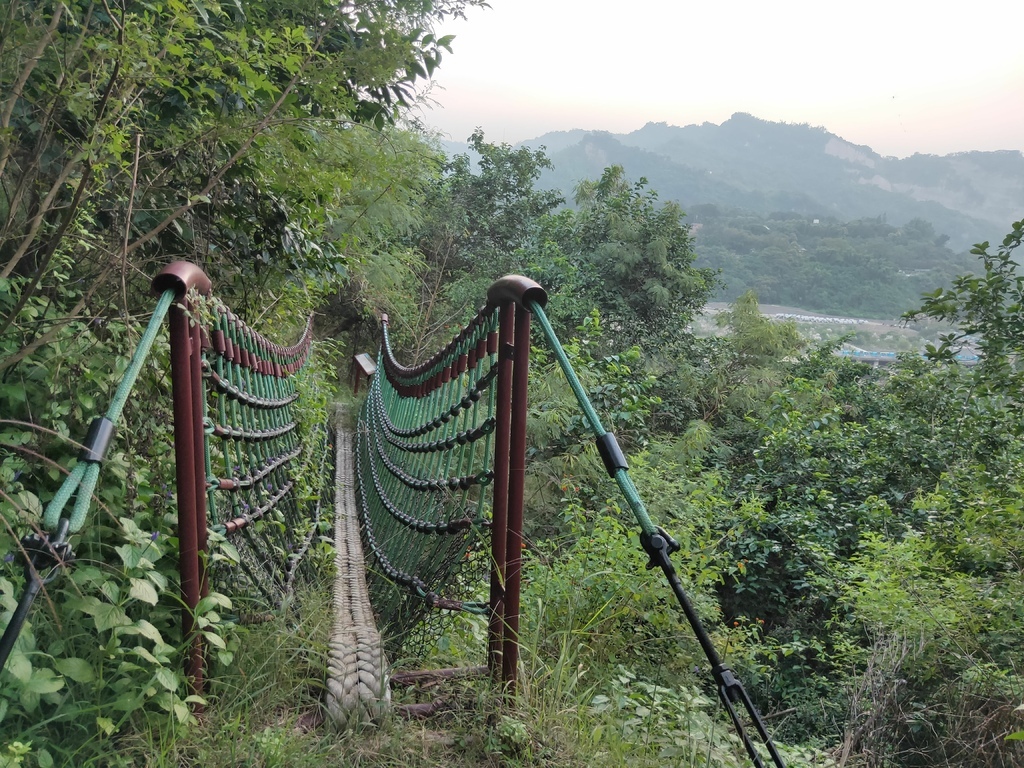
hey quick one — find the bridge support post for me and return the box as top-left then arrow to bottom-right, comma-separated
154,263 -> 212,702
484,277 -> 546,694
488,303 -> 515,683
168,306 -> 205,699
501,304 -> 530,692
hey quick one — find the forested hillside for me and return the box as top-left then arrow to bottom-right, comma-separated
521,114 -> 1022,251
690,208 -> 974,316
2,2 -> 1022,767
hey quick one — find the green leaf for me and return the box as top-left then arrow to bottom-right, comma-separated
55,657 -> 95,683
201,630 -> 226,649
132,646 -> 159,664
174,700 -> 190,723
195,592 -> 231,614
153,666 -> 179,692
129,578 -> 159,605
93,603 -> 131,631
115,544 -> 144,568
20,688 -> 40,713
0,577 -> 16,611
217,540 -> 240,565
134,620 -> 164,644
16,491 -> 43,516
7,652 -> 31,683
147,570 -> 169,591
174,700 -> 190,724
100,580 -> 120,604
26,668 -> 65,694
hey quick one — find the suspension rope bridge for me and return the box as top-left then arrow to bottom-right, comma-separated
1,265 -> 785,767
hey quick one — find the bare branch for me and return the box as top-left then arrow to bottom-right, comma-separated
0,4 -> 66,177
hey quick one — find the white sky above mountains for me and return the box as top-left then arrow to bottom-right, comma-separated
422,0 -> 1024,157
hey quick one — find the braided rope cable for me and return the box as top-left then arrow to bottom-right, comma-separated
42,289 -> 177,532
326,407 -> 390,727
528,300 -> 658,536
5,287 -> 183,673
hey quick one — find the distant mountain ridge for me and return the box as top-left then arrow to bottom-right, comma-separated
449,113 -> 1023,250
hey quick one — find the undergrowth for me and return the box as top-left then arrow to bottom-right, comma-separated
74,575 -> 833,768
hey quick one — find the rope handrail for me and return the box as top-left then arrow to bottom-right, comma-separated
527,299 -> 787,768
373,364 -> 500,438
354,277 -> 546,688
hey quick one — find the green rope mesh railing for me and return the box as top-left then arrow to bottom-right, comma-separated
156,262 -> 325,696
1,263 -> 328,696
200,306 -> 319,607
356,307 -> 500,654
528,299 -> 786,768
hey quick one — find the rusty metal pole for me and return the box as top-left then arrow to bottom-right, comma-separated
483,276 -> 547,691
189,320 -> 209,602
501,304 -> 530,690
153,262 -> 212,701
168,303 -> 204,698
488,303 -> 515,679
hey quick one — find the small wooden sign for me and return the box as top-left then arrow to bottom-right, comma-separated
350,353 -> 377,394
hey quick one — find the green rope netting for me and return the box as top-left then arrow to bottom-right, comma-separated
38,289 -> 322,605
3,281 -> 327,678
356,308 -> 499,654
201,308 -> 321,606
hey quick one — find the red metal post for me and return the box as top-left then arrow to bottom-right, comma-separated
168,304 -> 204,698
152,262 -> 213,702
488,303 -> 515,679
501,304 -> 530,690
189,319 -> 209,602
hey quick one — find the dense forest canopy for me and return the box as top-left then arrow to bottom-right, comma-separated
1,2 -> 1022,766
690,208 -> 975,317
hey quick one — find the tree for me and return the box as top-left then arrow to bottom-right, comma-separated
389,131 -> 563,358
565,166 -> 717,348
0,0 -> 483,338
906,219 -> 1024,405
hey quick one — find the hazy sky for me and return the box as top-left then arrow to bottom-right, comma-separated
422,0 -> 1024,157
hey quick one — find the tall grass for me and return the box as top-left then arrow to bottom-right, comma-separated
97,571 -> 832,768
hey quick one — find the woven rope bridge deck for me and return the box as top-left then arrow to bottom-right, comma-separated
326,407 -> 389,727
